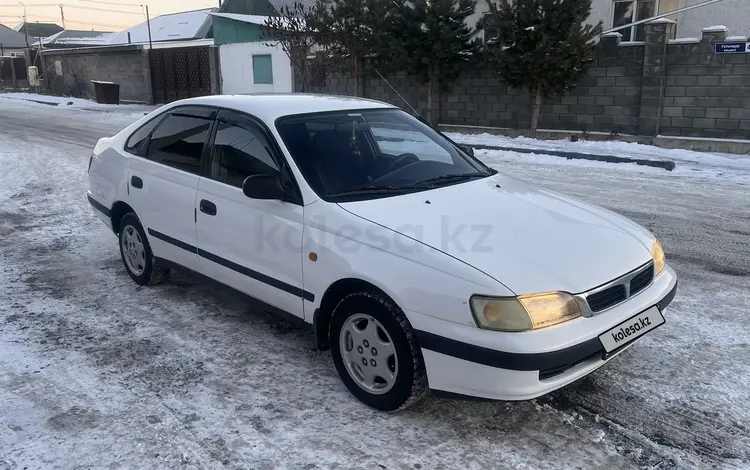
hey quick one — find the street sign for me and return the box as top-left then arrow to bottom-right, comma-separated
715,42 -> 750,54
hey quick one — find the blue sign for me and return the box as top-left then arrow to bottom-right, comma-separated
715,42 -> 750,54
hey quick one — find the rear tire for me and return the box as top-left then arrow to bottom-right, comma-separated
330,291 -> 428,411
118,212 -> 169,286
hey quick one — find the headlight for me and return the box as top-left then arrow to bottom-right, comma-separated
470,292 -> 582,332
652,239 -> 666,275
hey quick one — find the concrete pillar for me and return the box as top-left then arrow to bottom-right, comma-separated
638,18 -> 676,136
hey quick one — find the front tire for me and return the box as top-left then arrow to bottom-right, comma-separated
330,291 -> 428,411
118,212 -> 168,286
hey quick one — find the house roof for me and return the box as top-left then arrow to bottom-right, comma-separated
219,0 -> 315,15
43,30 -> 113,47
268,0 -> 317,12
211,12 -> 270,26
0,23 -> 28,49
108,8 -> 216,45
16,22 -> 63,38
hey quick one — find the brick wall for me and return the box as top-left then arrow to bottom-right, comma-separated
43,46 -> 152,103
306,20 -> 750,139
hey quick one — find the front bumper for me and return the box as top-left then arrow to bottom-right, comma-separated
408,265 -> 678,401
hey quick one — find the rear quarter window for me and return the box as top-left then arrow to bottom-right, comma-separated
125,115 -> 164,155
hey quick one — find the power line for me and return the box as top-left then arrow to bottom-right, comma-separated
79,0 -> 142,7
65,4 -> 143,15
0,4 -> 60,7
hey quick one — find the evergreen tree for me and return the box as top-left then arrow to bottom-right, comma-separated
482,0 -> 601,136
310,0 -> 392,96
391,0 -> 480,125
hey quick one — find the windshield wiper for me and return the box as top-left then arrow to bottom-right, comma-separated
327,183 -> 434,199
418,173 -> 488,185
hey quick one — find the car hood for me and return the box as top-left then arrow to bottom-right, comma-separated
338,173 -> 654,295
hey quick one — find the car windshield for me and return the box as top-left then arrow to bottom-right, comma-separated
275,108 -> 494,201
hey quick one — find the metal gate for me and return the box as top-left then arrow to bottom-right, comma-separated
150,46 -> 212,104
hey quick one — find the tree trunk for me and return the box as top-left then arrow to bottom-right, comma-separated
530,83 -> 543,138
353,52 -> 359,97
427,65 -> 438,126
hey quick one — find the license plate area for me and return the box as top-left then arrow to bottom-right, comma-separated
599,305 -> 665,356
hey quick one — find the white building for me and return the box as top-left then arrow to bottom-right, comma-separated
472,0 -> 749,41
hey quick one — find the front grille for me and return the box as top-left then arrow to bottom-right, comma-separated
630,265 -> 654,296
587,284 -> 627,312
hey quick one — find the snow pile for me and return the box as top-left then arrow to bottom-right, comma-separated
0,93 -> 154,116
447,131 -> 750,183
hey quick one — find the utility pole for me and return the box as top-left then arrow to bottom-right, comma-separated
145,5 -> 153,49
18,2 -> 30,72
59,4 -> 65,30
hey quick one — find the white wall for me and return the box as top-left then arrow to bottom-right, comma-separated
474,0 -> 750,41
591,0 -> 750,39
677,0 -> 750,38
219,41 -> 292,95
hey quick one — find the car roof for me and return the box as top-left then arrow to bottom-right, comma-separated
166,93 -> 398,122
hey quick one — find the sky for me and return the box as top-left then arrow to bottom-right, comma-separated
0,0 -> 218,32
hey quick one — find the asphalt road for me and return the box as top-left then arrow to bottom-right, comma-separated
1,99 -> 748,470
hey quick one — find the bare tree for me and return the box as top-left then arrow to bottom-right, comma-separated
262,2 -> 330,92
66,60 -> 86,98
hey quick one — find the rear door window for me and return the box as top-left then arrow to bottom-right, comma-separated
145,112 -> 213,175
209,119 -> 279,188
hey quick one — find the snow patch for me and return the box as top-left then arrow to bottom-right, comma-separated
648,18 -> 675,24
669,37 -> 701,44
447,131 -> 750,185
702,25 -> 728,32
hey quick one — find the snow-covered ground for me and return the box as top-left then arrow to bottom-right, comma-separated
448,132 -> 750,185
1,97 -> 749,469
0,92 -> 155,115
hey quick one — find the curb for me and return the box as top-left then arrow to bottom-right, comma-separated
1,96 -> 60,106
459,143 -> 676,171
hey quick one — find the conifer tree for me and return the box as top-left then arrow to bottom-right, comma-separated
310,0 -> 392,96
392,0 -> 480,125
482,0 -> 601,135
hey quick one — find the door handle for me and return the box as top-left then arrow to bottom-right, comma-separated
131,176 -> 143,189
199,199 -> 217,216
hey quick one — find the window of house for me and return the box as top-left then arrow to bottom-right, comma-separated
210,120 -> 279,188
481,12 -> 500,45
613,0 -> 678,41
145,113 -> 212,174
252,54 -> 273,85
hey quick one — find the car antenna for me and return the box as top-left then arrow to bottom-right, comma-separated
373,68 -> 421,118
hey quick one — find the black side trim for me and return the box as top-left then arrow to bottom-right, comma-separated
155,257 -> 313,333
415,329 -> 603,372
147,228 -> 198,254
430,389 -> 496,402
148,229 -> 315,302
87,195 -> 111,218
197,249 -> 315,302
657,280 -> 678,312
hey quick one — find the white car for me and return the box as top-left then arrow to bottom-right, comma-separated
87,94 -> 678,411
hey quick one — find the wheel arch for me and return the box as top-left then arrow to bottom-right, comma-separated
110,201 -> 135,234
314,278 -> 404,351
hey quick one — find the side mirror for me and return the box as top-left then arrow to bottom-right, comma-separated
460,145 -> 475,157
242,174 -> 286,201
